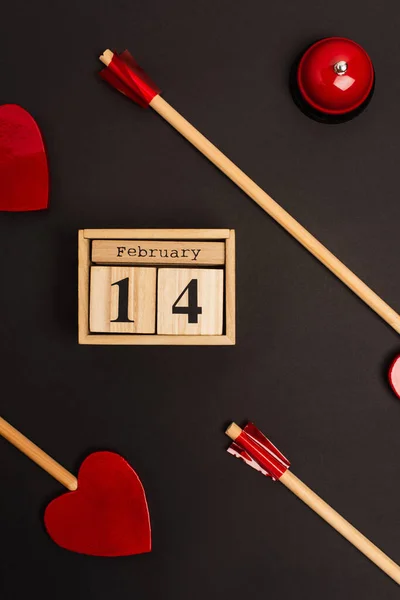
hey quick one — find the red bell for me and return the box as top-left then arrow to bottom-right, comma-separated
292,37 -> 375,123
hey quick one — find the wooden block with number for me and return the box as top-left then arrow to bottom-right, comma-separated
90,267 -> 156,333
157,268 -> 224,335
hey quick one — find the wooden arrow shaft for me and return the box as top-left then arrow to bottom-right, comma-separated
0,416 -> 77,490
149,94 -> 400,334
280,470 -> 400,584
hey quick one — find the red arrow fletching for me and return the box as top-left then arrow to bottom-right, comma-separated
227,422 -> 290,480
99,50 -> 161,108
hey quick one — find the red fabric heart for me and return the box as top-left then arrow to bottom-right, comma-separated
0,104 -> 49,211
389,355 -> 400,400
44,451 -> 151,556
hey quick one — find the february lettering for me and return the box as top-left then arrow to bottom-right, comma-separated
116,246 -> 201,261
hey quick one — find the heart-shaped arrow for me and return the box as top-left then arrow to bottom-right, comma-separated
45,451 -> 151,556
0,417 -> 151,556
0,104 -> 49,211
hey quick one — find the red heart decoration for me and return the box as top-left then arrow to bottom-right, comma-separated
44,451 -> 151,556
0,104 -> 49,211
388,355 -> 400,399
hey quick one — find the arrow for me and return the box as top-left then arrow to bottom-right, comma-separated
226,422 -> 400,585
99,49 -> 400,334
0,416 -> 151,556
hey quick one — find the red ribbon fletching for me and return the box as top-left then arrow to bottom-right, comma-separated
100,50 -> 161,108
228,423 -> 290,480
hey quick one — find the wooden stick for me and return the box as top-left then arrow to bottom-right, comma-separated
99,50 -> 400,334
150,96 -> 400,332
226,423 -> 400,584
0,416 -> 78,490
280,470 -> 400,584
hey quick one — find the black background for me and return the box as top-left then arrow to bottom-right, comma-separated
1,1 -> 400,598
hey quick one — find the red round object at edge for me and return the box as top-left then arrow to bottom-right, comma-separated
297,37 -> 374,115
388,355 -> 400,399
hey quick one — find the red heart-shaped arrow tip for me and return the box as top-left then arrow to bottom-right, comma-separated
0,104 -> 49,211
44,451 -> 151,556
388,355 -> 400,399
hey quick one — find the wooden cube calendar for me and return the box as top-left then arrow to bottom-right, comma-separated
78,229 -> 235,345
